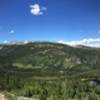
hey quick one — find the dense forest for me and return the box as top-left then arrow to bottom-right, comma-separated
0,42 -> 100,100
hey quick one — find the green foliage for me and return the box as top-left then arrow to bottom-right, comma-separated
0,42 -> 100,99
0,42 -> 100,73
95,86 -> 100,94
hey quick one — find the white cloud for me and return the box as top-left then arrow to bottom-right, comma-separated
3,40 -> 8,44
24,40 -> 29,44
58,38 -> 100,47
30,4 -> 46,15
10,30 -> 15,34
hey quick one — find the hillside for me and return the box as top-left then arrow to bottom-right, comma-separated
0,42 -> 100,76
0,42 -> 100,100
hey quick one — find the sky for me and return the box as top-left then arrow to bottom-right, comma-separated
0,0 -> 100,46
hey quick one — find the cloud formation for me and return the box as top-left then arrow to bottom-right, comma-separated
3,40 -> 8,44
10,30 -> 15,34
58,38 -> 100,47
30,4 -> 46,15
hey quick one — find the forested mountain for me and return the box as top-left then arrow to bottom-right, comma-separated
0,42 -> 100,100
0,42 -> 100,74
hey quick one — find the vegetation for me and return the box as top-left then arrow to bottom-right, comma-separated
0,42 -> 100,99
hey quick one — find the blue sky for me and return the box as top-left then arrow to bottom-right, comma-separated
0,0 -> 100,46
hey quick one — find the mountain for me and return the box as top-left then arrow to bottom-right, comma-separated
0,42 -> 100,99
0,42 -> 100,76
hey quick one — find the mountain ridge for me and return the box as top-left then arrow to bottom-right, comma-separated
0,42 -> 100,76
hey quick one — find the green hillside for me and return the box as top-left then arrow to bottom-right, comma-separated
0,42 -> 100,75
0,42 -> 100,100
